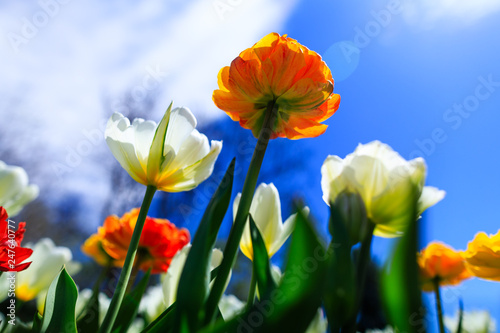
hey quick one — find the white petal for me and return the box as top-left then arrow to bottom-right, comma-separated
250,183 -> 283,257
3,184 -> 39,217
353,140 -> 407,169
161,244 -> 190,307
157,140 -> 222,192
166,130 -> 210,172
132,118 -> 156,166
320,155 -> 344,205
347,155 -> 390,206
105,113 -> 147,184
0,165 -> 29,206
418,186 -> 446,214
268,206 -> 308,256
164,107 -> 197,154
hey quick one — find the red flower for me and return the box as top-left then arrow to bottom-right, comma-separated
0,207 -> 33,272
83,208 -> 190,274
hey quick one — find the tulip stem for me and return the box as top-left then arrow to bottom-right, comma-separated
98,185 -> 156,333
246,270 -> 257,309
433,277 -> 445,333
205,101 -> 278,324
342,222 -> 375,333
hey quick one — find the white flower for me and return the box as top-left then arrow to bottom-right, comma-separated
140,284 -> 166,323
321,141 -> 445,237
161,244 -> 227,309
218,294 -> 245,321
14,238 -> 81,302
234,183 -> 306,260
105,105 -> 222,192
0,160 -> 38,216
445,310 -> 496,333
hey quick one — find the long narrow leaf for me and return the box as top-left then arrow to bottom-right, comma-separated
112,270 -> 151,333
249,214 -> 277,299
173,159 -> 235,332
199,206 -> 327,333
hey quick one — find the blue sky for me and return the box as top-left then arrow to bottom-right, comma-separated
1,0 -> 500,330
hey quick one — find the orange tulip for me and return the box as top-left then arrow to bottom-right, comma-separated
463,231 -> 500,281
83,208 -> 190,274
418,242 -> 471,291
213,32 -> 340,140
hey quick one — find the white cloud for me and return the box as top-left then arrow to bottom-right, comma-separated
402,0 -> 500,28
0,0 -> 298,226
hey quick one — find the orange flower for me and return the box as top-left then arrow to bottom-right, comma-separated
213,32 -> 340,140
81,233 -> 114,267
463,231 -> 500,281
417,242 -> 471,291
83,208 -> 190,274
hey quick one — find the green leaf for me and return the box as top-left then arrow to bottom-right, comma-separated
76,287 -> 100,333
199,206 -> 327,333
32,312 -> 43,333
323,202 -> 357,331
173,159 -> 235,332
147,102 -> 172,177
141,304 -> 176,333
40,266 -> 78,333
248,214 -> 277,299
381,186 -> 423,333
112,270 -> 151,333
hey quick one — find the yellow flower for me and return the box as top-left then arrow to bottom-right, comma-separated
418,242 -> 471,292
321,141 -> 445,237
213,32 -> 340,140
234,183 -> 304,260
463,230 -> 500,281
105,104 -> 222,192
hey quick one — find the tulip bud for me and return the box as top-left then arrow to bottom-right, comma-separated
329,189 -> 369,245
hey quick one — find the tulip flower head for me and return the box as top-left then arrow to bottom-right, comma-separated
0,161 -> 39,217
234,183 -> 303,260
463,230 -> 500,281
105,104 -> 222,192
0,207 -> 33,272
88,208 -> 190,274
81,233 -> 115,267
213,32 -> 340,140
15,238 -> 80,301
321,141 -> 445,237
161,244 -> 225,308
418,242 -> 471,292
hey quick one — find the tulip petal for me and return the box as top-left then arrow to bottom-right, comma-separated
156,140 -> 222,192
418,186 -> 446,214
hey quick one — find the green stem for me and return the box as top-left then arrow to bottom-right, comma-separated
246,270 -> 257,310
98,185 -> 156,333
342,222 -> 376,333
433,277 -> 445,333
205,101 -> 278,323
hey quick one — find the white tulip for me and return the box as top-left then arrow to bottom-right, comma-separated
0,160 -> 38,216
234,183 -> 306,260
14,238 -> 80,302
161,244 -> 227,309
321,141 -> 445,237
105,105 -> 222,192
445,310 -> 496,333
